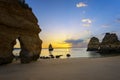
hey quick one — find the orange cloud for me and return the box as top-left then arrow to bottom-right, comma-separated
76,2 -> 88,8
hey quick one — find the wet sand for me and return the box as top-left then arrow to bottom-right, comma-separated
0,56 -> 120,80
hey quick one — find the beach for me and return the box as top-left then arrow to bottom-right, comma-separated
0,56 -> 120,80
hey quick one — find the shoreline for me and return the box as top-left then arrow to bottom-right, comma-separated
0,56 -> 120,80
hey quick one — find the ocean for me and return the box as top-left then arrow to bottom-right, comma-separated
13,48 -> 101,59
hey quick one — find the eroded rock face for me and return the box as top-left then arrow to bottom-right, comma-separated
0,0 -> 42,64
100,33 -> 120,52
87,33 -> 120,53
87,37 -> 100,51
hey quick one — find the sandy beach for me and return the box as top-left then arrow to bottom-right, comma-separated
0,56 -> 120,80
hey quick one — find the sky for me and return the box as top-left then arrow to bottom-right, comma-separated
22,0 -> 120,48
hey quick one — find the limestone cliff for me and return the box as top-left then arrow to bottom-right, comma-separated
87,37 -> 100,51
0,0 -> 42,64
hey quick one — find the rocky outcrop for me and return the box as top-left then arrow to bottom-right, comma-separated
100,33 -> 120,53
87,33 -> 120,53
87,37 -> 100,51
0,0 -> 42,64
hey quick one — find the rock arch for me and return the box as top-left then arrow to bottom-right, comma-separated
0,0 -> 42,64
18,35 -> 42,63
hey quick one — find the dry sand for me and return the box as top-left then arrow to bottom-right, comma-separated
0,56 -> 120,80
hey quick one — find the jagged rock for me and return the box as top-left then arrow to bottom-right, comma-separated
87,37 -> 100,51
0,0 -> 42,64
87,33 -> 120,53
101,33 -> 119,44
100,33 -> 120,52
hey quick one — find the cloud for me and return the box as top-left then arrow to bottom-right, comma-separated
65,39 -> 87,48
65,38 -> 88,48
116,18 -> 120,23
82,10 -> 86,14
82,23 -> 91,27
102,24 -> 110,28
64,30 -> 91,48
81,18 -> 92,27
81,19 -> 92,23
70,30 -> 91,40
76,2 -> 88,8
65,39 -> 84,44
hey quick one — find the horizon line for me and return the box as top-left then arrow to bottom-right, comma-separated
14,47 -> 87,49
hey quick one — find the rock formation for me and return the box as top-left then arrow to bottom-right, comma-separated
87,33 -> 120,53
87,37 -> 100,51
0,0 -> 42,64
100,33 -> 120,52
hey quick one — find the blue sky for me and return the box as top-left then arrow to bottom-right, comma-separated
25,0 -> 120,48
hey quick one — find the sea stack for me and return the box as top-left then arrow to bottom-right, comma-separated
87,37 -> 100,51
0,0 -> 42,64
87,33 -> 120,53
100,33 -> 120,53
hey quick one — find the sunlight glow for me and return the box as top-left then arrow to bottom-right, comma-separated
14,39 -> 20,48
25,0 -> 120,48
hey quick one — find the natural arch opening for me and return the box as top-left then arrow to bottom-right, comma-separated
12,39 -> 21,61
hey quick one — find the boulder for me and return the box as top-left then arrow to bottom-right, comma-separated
0,0 -> 42,64
87,37 -> 100,51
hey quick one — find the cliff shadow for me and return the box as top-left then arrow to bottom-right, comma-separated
98,51 -> 120,57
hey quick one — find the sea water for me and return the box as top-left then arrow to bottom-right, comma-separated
13,48 -> 101,59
